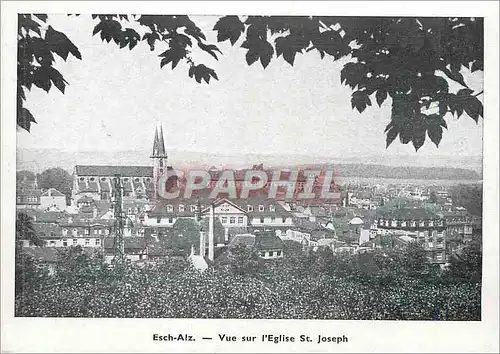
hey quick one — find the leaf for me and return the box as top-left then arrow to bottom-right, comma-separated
442,67 -> 469,88
376,89 -> 387,107
197,42 -> 221,60
440,117 -> 448,129
457,88 -> 474,96
143,32 -> 160,51
245,49 -> 259,66
471,60 -> 483,72
33,68 -> 52,92
464,96 -> 483,122
33,14 -> 48,22
159,48 -> 186,69
213,15 -> 245,45
17,107 -> 37,132
386,126 -> 399,148
18,15 -> 41,36
351,91 -> 371,113
340,62 -> 367,89
427,124 -> 443,147
259,41 -> 274,69
46,25 -> 82,60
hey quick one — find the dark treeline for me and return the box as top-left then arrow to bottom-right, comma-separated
15,240 -> 482,320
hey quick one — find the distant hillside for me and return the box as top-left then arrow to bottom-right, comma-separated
16,148 -> 481,181
327,163 -> 480,180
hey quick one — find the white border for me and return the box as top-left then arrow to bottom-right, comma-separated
2,2 -> 499,353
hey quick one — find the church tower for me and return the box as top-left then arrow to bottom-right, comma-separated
151,125 -> 169,199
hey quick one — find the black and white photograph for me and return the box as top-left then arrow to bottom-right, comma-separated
2,2 -> 499,353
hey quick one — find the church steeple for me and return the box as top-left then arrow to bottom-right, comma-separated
151,125 -> 169,201
151,125 -> 167,158
158,125 -> 166,157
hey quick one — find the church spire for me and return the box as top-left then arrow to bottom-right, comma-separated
151,125 -> 167,158
158,124 -> 166,157
151,126 -> 160,157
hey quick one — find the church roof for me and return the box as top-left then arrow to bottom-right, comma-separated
75,165 -> 153,177
41,188 -> 65,197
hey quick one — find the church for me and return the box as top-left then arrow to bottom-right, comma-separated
71,125 -> 170,206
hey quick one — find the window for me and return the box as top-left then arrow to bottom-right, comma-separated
260,251 -> 266,257
230,217 -> 235,224
269,251 -> 274,257
134,178 -> 140,183
62,228 -> 67,236
168,217 -> 174,223
191,205 -> 197,212
258,205 -> 264,212
221,217 -> 227,224
84,229 -> 89,235
99,229 -> 103,235
179,205 -> 185,212
145,178 -> 151,182
269,205 -> 275,212
105,229 -> 109,235
101,177 -> 107,182
79,177 -> 85,182
94,229 -> 98,235
428,242 -> 433,248
50,231 -> 56,237
271,216 -> 276,223
62,239 -> 68,247
277,250 -> 282,256
72,228 -> 77,236
73,239 -> 77,245
123,178 -> 129,182
85,239 -> 90,246
49,240 -> 56,246
260,217 -> 264,223
282,217 -> 287,223
128,208 -> 132,214
89,177 -> 95,182
156,217 -> 161,224
238,217 -> 243,224
95,238 -> 101,246
166,205 -> 173,212
247,205 -> 254,212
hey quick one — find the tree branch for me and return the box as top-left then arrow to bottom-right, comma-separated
474,90 -> 483,97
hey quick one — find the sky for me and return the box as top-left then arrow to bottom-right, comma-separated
17,14 -> 484,159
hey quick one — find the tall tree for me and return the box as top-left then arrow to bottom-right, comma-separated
16,212 -> 44,246
17,15 -> 483,150
36,167 -> 73,203
16,170 -> 36,183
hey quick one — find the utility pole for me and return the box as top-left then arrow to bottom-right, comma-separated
112,174 -> 125,263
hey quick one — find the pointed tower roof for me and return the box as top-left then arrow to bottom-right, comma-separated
158,125 -> 166,156
151,125 -> 167,158
151,126 -> 160,157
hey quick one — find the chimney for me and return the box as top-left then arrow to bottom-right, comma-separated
208,203 -> 215,261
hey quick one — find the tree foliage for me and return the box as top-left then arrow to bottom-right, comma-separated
17,14 -> 82,132
16,212 -> 44,247
17,15 -> 483,150
15,242 -> 481,320
450,183 -> 483,216
36,167 -> 73,203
